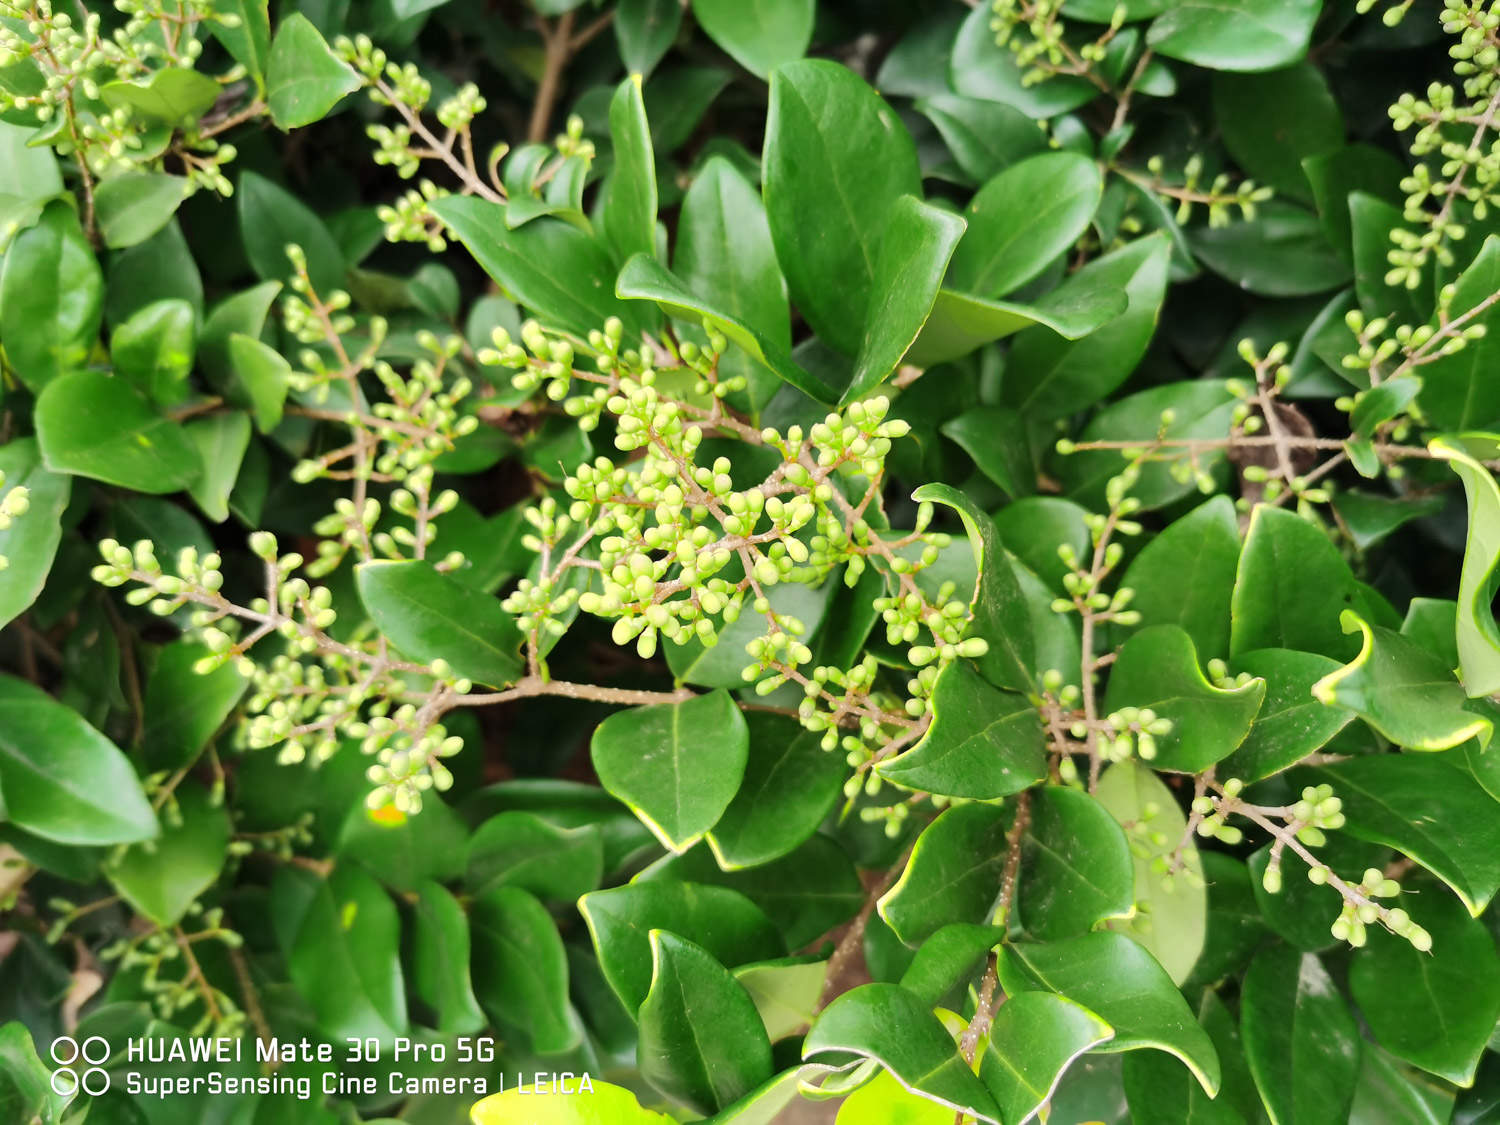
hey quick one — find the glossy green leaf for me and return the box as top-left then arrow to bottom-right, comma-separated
1241,945 -> 1360,1124
616,253 -> 835,402
675,156 -> 790,415
184,412 -> 251,524
0,201 -> 102,391
198,279 -> 281,392
735,956 -> 827,1040
898,924 -> 1004,1006
1415,239 -> 1500,429
238,170 -> 344,293
846,196 -> 967,402
0,440 -> 68,630
706,712 -> 845,869
275,863 -> 407,1043
470,885 -> 576,1054
693,0 -> 813,78
266,13 -> 361,129
590,689 -> 747,852
408,881 -> 486,1035
0,121 -> 62,248
1118,496 -> 1239,659
36,371 -> 201,493
100,67 -> 220,124
1219,648 -> 1353,780
1184,853 -> 1270,993
1349,877 -> 1500,1086
1429,434 -> 1500,697
141,639 -> 248,771
1146,0 -> 1320,71
1188,202 -> 1350,297
1213,63 -> 1342,202
464,810 -> 603,901
941,405 -> 1032,499
209,0 -> 271,85
1103,625 -> 1265,773
1303,145 -> 1406,261
1095,761 -> 1208,985
764,60 -> 921,355
911,483 -> 1036,691
1352,193 -> 1430,327
1231,505 -> 1360,661
834,1067 -> 959,1124
804,983 -> 1002,1121
1123,990 -> 1255,1125
615,0 -> 682,76
1312,610 -> 1491,751
225,333 -> 291,432
638,932 -> 774,1113
355,559 -> 525,688
95,173 -> 191,249
106,783 -> 229,927
1003,234 -> 1172,420
1300,755 -> 1500,915
992,498 -> 1092,594
111,299 -> 196,406
604,75 -> 657,264
471,1082 -> 675,1124
877,659 -> 1046,799
949,153 -> 1101,299
0,674 -> 157,845
998,931 -> 1221,1095
336,795 -> 467,893
579,881 -> 785,1014
1019,785 -> 1134,940
879,803 -> 1012,946
916,94 -> 1048,184
981,992 -> 1116,1125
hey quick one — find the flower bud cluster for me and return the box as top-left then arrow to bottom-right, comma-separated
989,0 -> 1125,88
0,471 -> 29,570
1143,155 -> 1273,228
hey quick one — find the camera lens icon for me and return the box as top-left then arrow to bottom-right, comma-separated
49,1036 -> 111,1097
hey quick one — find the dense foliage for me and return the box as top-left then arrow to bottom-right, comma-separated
4,0 -> 1500,1122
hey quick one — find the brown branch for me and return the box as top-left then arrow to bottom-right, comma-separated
958,790 -> 1031,1067
528,10 -> 577,144
816,840 -> 916,1012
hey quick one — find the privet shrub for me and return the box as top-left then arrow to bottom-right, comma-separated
2,0 -> 1500,1122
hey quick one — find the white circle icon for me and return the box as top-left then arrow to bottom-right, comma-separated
49,1037 -> 78,1066
49,1067 -> 78,1098
81,1037 -> 110,1065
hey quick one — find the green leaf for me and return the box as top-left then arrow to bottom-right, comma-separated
1124,990 -> 1255,1125
1102,625 -> 1265,773
1184,854 -> 1269,993
225,333 -> 291,432
1117,496 -> 1240,659
616,253 -> 836,402
706,712 -> 846,869
1300,755 -> 1500,916
579,881 -> 785,1014
1219,648 -> 1353,780
1350,877 -> 1500,1086
911,483 -> 1036,692
950,3 -> 1097,118
432,196 -> 651,340
198,279 -> 281,392
692,0 -> 813,79
184,412 -> 251,523
355,559 -> 525,688
639,931 -> 774,1113
948,153 -> 1102,299
111,299 -> 197,406
472,1082 -> 675,1124
603,75 -> 657,265
408,881 -> 485,1035
1188,202 -> 1350,297
898,924 -> 1003,1006
0,1022 -> 69,1125
1213,63 -> 1342,202
615,0 -> 682,76
94,173 -> 191,250
1352,193 -> 1430,327
590,689 -> 747,852
209,0 -> 271,86
941,405 -> 1032,499
764,60 -> 921,355
464,810 -> 603,901
238,170 -> 345,294
0,121 -> 62,248
992,498 -> 1093,594
1019,785 -> 1135,940
107,782 -> 229,927
878,803 -> 1012,946
275,864 -> 407,1043
100,67 -> 221,124
0,439 -> 68,631
1231,505 -> 1360,661
0,201 -> 102,391
903,275 -> 1128,369
470,885 -> 577,1055
141,639 -> 248,771
1095,761 -> 1208,986
846,196 -> 967,402
877,659 -> 1045,799
1146,0 -> 1320,71
1241,945 -> 1360,1124
915,94 -> 1048,185
981,992 -> 1116,1125
675,156 -> 790,415
1002,234 -> 1172,420
1429,434 -> 1500,697
337,795 -> 467,892
804,983 -> 1002,1121
999,931 -> 1221,1095
266,12 -> 361,129
1410,241 -> 1500,428
36,372 -> 201,493
1303,146 -> 1406,261
1312,610 -> 1491,751
834,1067 -> 961,1124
